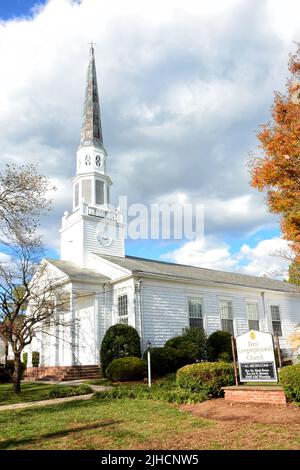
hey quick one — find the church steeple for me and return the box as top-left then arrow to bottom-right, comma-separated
80,44 -> 104,149
60,44 -> 125,266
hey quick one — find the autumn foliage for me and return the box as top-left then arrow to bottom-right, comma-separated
250,44 -> 300,260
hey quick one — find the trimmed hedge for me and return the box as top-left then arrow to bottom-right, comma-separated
48,384 -> 93,399
106,356 -> 146,382
207,331 -> 233,361
100,324 -> 141,377
165,327 -> 208,363
143,347 -> 189,377
280,364 -> 300,402
176,361 -> 235,398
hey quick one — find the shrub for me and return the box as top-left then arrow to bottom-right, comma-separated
32,351 -> 40,367
165,327 -> 208,363
207,331 -> 233,361
100,324 -> 141,376
95,382 -> 207,405
22,352 -> 28,368
4,360 -> 26,380
143,347 -> 188,377
0,366 -> 10,383
280,364 -> 300,402
48,384 -> 93,399
106,356 -> 146,382
176,361 -> 235,398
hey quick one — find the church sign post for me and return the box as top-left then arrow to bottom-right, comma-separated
236,330 -> 277,382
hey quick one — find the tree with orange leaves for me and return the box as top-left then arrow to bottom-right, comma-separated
250,44 -> 300,270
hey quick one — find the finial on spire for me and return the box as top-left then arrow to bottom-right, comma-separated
79,43 -> 103,149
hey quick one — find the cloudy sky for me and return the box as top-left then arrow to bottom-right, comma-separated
0,0 -> 299,277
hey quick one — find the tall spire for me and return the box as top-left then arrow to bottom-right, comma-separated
80,44 -> 104,148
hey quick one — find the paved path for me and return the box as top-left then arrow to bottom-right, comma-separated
0,393 -> 95,412
0,384 -> 112,412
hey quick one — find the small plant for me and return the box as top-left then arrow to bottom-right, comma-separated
22,352 -> 28,368
106,356 -> 146,382
176,361 -> 235,398
32,351 -> 40,368
165,327 -> 208,362
4,360 -> 26,381
48,384 -> 93,399
100,324 -> 141,376
280,364 -> 300,402
142,347 -> 188,377
207,331 -> 233,362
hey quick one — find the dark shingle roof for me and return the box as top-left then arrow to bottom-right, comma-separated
99,254 -> 297,293
46,259 -> 109,283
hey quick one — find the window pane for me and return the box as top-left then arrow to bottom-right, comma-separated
248,319 -> 259,331
247,303 -> 259,320
220,300 -> 232,319
272,321 -> 282,337
74,183 -> 79,208
189,317 -> 203,329
221,318 -> 234,335
107,185 -> 110,204
118,295 -> 128,318
188,299 -> 202,318
96,180 -> 104,205
271,305 -> 280,321
82,179 -> 92,203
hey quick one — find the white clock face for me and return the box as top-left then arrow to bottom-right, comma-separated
96,230 -> 112,247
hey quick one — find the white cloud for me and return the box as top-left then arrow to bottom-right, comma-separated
162,236 -> 291,278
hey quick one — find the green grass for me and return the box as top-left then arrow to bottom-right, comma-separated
0,382 -> 59,406
0,397 -> 210,450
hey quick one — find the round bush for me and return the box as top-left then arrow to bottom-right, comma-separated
106,356 -> 146,382
280,364 -> 300,402
207,331 -> 233,361
4,360 -> 26,380
100,324 -> 141,376
176,361 -> 235,398
143,347 -> 189,377
165,327 -> 208,362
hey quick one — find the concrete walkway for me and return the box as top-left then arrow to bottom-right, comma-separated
0,393 -> 95,412
0,384 -> 113,412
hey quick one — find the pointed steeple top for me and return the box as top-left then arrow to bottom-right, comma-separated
79,44 -> 104,149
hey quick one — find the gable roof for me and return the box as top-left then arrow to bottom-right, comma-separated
46,259 -> 110,284
99,254 -> 297,293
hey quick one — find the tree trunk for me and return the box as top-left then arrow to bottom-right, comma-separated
13,353 -> 22,394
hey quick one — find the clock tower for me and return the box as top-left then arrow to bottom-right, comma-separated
60,45 -> 125,267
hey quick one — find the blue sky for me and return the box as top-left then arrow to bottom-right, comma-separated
0,0 -> 299,277
0,1 -> 46,19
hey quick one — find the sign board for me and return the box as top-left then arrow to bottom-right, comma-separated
236,330 -> 277,382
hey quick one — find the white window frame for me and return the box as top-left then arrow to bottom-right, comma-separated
219,299 -> 234,335
246,302 -> 260,331
117,294 -> 128,325
188,297 -> 204,330
270,305 -> 282,337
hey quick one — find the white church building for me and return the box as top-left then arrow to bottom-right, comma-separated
26,46 -> 300,378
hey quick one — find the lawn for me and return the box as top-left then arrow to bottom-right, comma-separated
0,397 -> 209,450
0,382 -> 59,406
0,395 -> 300,450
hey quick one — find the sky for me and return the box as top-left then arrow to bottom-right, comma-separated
0,0 -> 299,277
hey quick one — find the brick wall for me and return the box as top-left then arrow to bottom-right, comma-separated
223,386 -> 287,405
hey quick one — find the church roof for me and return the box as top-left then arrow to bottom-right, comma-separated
46,259 -> 110,283
79,44 -> 104,149
99,255 -> 298,293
